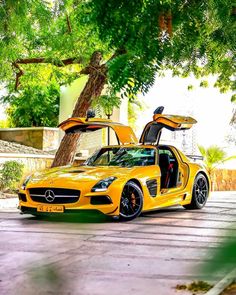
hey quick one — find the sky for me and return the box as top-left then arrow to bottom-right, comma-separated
136,72 -> 235,149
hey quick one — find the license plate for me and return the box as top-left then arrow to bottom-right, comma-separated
37,205 -> 64,213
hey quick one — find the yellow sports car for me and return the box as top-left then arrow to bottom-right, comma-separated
19,107 -> 210,220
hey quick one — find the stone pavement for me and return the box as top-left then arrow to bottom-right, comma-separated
0,191 -> 235,295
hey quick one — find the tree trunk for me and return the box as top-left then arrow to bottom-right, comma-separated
51,51 -> 107,167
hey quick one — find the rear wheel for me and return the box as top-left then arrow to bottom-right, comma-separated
119,181 -> 143,221
184,173 -> 209,210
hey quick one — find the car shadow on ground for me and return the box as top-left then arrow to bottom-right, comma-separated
22,206 -> 185,224
24,211 -> 113,223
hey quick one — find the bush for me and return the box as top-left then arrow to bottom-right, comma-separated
0,161 -> 24,192
2,83 -> 59,127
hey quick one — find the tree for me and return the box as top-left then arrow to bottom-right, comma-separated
198,145 -> 228,177
198,145 -> 236,190
0,0 -> 111,166
1,83 -> 60,127
0,1 -> 235,167
89,0 -> 236,96
92,90 -> 121,118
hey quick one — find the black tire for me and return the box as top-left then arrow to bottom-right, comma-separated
119,181 -> 143,221
183,173 -> 209,210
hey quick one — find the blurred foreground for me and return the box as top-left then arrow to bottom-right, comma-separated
0,191 -> 236,295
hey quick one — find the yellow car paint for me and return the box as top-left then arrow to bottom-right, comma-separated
19,113 -> 210,220
59,117 -> 138,144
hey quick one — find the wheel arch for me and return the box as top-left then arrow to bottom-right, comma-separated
127,178 -> 143,193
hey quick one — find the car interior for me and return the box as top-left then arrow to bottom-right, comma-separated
158,146 -> 179,189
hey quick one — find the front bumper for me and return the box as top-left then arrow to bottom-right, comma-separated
18,185 -> 121,216
19,204 -> 119,216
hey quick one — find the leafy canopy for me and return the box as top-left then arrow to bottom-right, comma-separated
0,0 -> 235,102
89,0 -> 236,98
0,0 -> 108,89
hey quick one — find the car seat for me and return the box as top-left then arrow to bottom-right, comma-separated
159,153 -> 173,188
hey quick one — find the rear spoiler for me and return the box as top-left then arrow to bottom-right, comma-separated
186,155 -> 203,162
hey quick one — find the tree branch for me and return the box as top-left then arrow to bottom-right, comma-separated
66,14 -> 72,33
15,57 -> 83,67
12,62 -> 24,90
158,10 -> 173,37
12,56 -> 85,90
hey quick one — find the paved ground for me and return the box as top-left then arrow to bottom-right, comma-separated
0,192 -> 236,295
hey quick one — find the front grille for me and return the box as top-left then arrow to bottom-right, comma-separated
28,188 -> 80,204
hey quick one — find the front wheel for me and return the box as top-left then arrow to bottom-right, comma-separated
119,181 -> 143,221
183,173 -> 209,210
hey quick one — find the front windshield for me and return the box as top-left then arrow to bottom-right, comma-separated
84,147 -> 156,167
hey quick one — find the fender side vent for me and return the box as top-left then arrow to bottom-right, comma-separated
146,179 -> 157,197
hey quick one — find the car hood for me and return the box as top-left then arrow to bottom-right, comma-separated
27,165 -> 135,186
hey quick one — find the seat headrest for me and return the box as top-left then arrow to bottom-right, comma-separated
159,153 -> 170,167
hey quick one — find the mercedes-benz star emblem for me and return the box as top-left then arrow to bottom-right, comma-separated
45,190 -> 55,203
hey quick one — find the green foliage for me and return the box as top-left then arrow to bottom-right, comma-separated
176,281 -> 213,293
0,0 -> 235,104
0,0 -> 51,81
198,145 -> 236,176
0,119 -> 10,128
2,83 -> 60,127
231,94 -> 236,102
90,0 -> 236,96
0,160 -> 24,191
203,233 -> 236,275
0,0 -> 108,89
199,80 -> 209,88
92,91 -> 121,117
128,97 -> 146,131
187,85 -> 194,91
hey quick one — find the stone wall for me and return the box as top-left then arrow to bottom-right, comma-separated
77,128 -> 119,156
77,130 -> 103,156
214,169 -> 236,191
0,128 -> 59,151
0,154 -> 86,178
0,154 -> 54,176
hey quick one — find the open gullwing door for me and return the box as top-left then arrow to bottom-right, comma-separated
58,117 -> 138,145
140,114 -> 197,145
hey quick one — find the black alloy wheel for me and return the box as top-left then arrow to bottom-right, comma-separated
119,181 -> 143,221
184,173 -> 209,210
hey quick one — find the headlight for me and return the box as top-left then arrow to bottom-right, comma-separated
91,177 -> 117,192
21,175 -> 31,190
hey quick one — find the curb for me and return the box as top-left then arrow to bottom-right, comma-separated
205,269 -> 236,295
